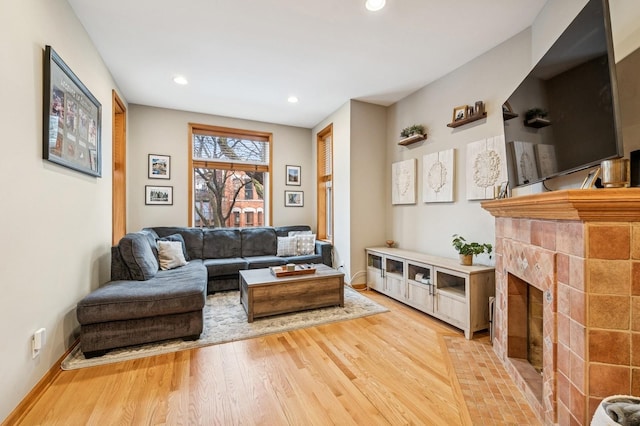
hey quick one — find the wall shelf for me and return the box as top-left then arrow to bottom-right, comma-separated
447,112 -> 487,128
503,111 -> 519,121
398,134 -> 427,146
524,117 -> 551,128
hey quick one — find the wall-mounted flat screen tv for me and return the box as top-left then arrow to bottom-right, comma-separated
503,0 -> 622,189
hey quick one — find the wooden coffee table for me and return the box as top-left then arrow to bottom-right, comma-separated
239,264 -> 344,322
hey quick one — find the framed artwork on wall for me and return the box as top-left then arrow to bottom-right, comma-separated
285,190 -> 304,207
392,158 -> 416,205
148,154 -> 171,179
423,149 -> 455,203
43,45 -> 102,177
286,165 -> 301,186
145,185 -> 173,205
466,135 -> 508,200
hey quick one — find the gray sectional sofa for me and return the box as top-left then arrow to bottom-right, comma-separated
76,225 -> 332,357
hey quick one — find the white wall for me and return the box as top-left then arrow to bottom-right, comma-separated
349,101 -> 387,285
312,102 -> 351,276
385,28 -> 532,261
127,105 -> 314,231
384,0 -> 640,258
0,0 -> 118,421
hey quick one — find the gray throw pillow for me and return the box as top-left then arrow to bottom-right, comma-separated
118,232 -> 159,280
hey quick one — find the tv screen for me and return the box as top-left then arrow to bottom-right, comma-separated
503,0 -> 622,188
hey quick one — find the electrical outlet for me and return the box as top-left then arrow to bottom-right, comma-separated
32,328 -> 46,359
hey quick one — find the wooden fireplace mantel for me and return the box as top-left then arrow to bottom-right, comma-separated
480,188 -> 640,222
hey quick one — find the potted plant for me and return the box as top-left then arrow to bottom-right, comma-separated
451,234 -> 492,266
524,108 -> 547,122
400,124 -> 426,139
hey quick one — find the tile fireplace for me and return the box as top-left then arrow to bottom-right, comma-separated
482,189 -> 640,425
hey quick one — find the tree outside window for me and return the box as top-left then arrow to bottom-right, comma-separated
190,125 -> 271,228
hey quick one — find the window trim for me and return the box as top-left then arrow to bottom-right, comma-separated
316,124 -> 333,243
188,123 -> 273,227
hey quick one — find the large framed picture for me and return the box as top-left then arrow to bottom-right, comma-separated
286,165 -> 301,186
43,45 -> 102,177
285,190 -> 304,207
145,185 -> 173,205
148,154 -> 171,179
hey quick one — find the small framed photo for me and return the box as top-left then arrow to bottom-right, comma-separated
148,154 -> 170,179
286,165 -> 301,186
145,185 -> 173,205
453,105 -> 467,122
581,168 -> 600,189
285,190 -> 304,207
475,101 -> 485,115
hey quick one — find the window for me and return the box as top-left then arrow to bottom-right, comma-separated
245,211 -> 254,226
317,124 -> 333,242
189,124 -> 272,228
244,181 -> 254,200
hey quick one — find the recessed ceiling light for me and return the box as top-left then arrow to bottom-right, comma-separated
287,96 -> 299,103
365,0 -> 386,12
173,75 -> 188,85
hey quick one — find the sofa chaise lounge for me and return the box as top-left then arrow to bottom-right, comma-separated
76,225 -> 332,357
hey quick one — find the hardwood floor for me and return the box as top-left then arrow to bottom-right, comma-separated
11,291 -> 538,425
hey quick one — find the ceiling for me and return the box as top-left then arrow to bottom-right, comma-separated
67,0 -> 548,128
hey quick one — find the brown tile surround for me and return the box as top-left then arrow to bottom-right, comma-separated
482,189 -> 640,425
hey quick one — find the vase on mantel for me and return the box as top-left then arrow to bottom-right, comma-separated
459,254 -> 473,266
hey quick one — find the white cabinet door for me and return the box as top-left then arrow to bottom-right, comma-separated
436,290 -> 467,329
386,274 -> 405,300
407,281 -> 434,313
367,267 -> 384,292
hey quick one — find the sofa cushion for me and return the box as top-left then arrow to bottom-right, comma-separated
296,234 -> 316,255
77,260 -> 206,324
149,227 -> 204,260
118,232 -> 159,281
203,257 -> 248,276
276,236 -> 298,256
203,228 -> 241,259
241,227 -> 277,257
158,240 -> 188,270
158,233 -> 190,261
244,255 -> 286,269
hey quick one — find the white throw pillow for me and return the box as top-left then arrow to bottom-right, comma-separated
157,240 -> 188,270
296,234 -> 316,255
276,236 -> 298,257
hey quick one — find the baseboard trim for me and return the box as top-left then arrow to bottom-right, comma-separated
1,340 -> 79,425
349,283 -> 367,291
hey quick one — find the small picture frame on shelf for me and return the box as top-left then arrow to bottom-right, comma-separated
148,154 -> 170,179
475,101 -> 485,115
285,165 -> 301,186
502,101 -> 514,114
285,190 -> 304,207
581,168 -> 600,189
453,105 -> 467,122
145,185 -> 173,205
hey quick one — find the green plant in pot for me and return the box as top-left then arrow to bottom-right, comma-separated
400,124 -> 426,138
524,108 -> 548,121
451,234 -> 492,266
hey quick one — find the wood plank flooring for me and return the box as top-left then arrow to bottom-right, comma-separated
10,290 -> 539,425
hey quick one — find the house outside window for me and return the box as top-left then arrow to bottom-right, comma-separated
189,124 -> 271,228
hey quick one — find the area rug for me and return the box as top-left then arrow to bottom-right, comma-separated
61,286 -> 388,370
